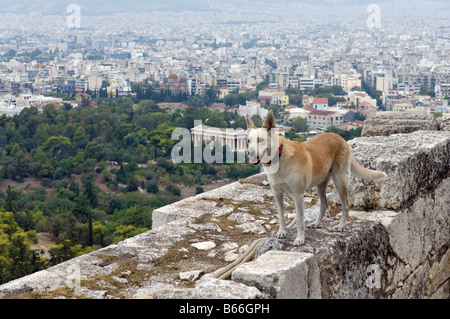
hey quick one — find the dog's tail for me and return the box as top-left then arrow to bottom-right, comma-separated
351,157 -> 387,181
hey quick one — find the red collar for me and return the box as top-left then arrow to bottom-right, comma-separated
262,144 -> 283,166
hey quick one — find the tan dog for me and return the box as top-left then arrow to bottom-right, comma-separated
246,111 -> 386,245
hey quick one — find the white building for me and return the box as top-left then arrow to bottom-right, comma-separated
287,107 -> 310,120
299,77 -> 321,91
191,124 -> 248,153
238,100 -> 268,119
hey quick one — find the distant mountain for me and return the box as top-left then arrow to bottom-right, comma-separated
0,0 -> 448,15
0,0 -> 212,15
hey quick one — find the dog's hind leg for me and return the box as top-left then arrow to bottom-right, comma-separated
273,189 -> 286,239
332,172 -> 350,232
307,173 -> 331,229
293,193 -> 305,246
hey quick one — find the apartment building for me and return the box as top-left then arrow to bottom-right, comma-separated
299,77 -> 319,91
303,105 -> 344,129
435,83 -> 450,98
258,88 -> 289,105
238,100 -> 268,118
339,74 -> 362,91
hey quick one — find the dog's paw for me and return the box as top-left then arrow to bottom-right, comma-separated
332,224 -> 345,232
293,237 -> 305,246
276,230 -> 286,239
307,221 -> 320,229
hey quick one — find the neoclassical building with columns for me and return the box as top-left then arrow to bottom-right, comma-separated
190,124 -> 248,153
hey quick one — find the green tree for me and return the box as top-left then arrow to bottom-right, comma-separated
48,240 -> 75,266
72,126 -> 88,148
0,212 -> 45,284
291,117 -> 308,132
42,136 -> 71,159
107,196 -> 125,214
112,225 -> 148,243
72,195 -> 91,223
39,163 -> 54,178
84,180 -> 98,208
144,180 -> 159,194
84,141 -> 102,159
8,232 -> 40,279
223,94 -> 238,107
3,185 -> 17,214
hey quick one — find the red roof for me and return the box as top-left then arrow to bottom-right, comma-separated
168,74 -> 178,79
303,105 -> 336,116
313,98 -> 329,104
348,120 -> 365,126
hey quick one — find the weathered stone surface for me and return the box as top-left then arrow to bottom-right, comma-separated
236,220 -> 267,234
0,217 -> 195,298
382,178 -> 450,270
255,216 -> 395,298
152,196 -> 217,229
152,175 -> 272,230
440,118 -> 450,131
361,113 -> 439,137
253,187 -> 450,300
0,252 -> 107,299
140,276 -> 264,299
179,270 -> 204,282
191,241 -> 216,250
227,211 -> 255,224
232,251 -> 321,299
346,130 -> 450,210
199,174 -> 272,204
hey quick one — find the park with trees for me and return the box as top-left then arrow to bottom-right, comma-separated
0,89 -> 262,284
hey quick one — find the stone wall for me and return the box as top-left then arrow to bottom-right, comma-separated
361,113 -> 440,137
0,125 -> 448,299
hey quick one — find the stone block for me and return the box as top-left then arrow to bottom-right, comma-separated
346,130 -> 450,210
138,276 -> 264,299
361,113 -> 439,137
231,251 -> 321,299
152,196 -> 218,229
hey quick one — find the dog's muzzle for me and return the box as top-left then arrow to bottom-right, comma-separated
248,148 -> 267,165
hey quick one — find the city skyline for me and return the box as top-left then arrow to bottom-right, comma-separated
0,0 -> 449,118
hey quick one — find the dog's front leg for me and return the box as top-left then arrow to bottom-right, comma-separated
292,194 -> 305,246
272,189 -> 286,239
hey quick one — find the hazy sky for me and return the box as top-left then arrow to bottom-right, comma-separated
0,0 -> 448,14
0,0 -> 448,24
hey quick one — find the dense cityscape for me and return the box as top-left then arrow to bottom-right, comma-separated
1,1 -> 449,120
0,0 -> 449,290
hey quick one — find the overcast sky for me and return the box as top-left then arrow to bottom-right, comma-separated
0,0 -> 448,19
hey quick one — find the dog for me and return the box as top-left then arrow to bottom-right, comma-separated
246,111 -> 386,245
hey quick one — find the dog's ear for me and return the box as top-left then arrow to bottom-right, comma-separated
246,114 -> 256,129
262,110 -> 276,131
